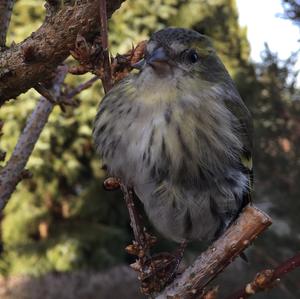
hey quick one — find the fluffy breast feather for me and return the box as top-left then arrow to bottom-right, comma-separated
93,74 -> 244,188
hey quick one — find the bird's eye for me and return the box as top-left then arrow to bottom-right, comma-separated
187,50 -> 199,63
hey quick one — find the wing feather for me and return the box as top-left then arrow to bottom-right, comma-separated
224,96 -> 253,200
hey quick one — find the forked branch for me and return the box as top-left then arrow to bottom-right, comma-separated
0,0 -> 125,103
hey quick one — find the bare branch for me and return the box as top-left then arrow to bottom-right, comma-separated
99,0 -> 112,92
0,65 -> 68,210
120,184 -> 148,247
155,206 -> 272,299
35,83 -> 58,104
225,252 -> 300,299
35,75 -> 97,111
0,0 -> 125,104
65,75 -> 98,99
0,0 -> 14,48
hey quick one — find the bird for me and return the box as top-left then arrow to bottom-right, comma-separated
93,27 -> 253,245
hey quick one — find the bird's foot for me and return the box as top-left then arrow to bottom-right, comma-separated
169,240 -> 187,277
127,239 -> 187,295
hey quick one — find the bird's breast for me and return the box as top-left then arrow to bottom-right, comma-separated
93,77 -> 242,188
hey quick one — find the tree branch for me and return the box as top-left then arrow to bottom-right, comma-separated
0,65 -> 68,211
225,252 -> 300,299
0,0 -> 14,48
99,0 -> 112,92
120,184 -> 147,247
0,0 -> 125,104
65,75 -> 98,99
155,206 -> 272,299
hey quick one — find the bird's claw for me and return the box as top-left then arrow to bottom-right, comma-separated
127,240 -> 187,295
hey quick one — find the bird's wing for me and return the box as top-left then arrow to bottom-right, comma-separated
224,96 -> 253,199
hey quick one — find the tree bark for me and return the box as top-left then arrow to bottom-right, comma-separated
0,0 -> 14,48
0,0 -> 125,104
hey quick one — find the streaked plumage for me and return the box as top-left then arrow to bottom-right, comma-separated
93,28 -> 253,243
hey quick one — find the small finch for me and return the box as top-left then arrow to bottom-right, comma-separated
93,28 -> 253,243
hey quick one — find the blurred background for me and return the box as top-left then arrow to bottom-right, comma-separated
0,0 -> 300,298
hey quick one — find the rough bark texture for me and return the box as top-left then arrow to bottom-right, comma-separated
0,66 -> 67,210
0,0 -> 125,103
156,205 -> 272,299
0,0 -> 14,48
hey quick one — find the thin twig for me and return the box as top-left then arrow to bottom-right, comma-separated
119,183 -> 147,247
155,206 -> 272,299
99,0 -> 112,92
0,0 -> 14,48
254,247 -> 295,297
65,75 -> 98,99
273,252 -> 300,279
225,252 -> 300,299
35,83 -> 58,103
35,75 -> 97,110
0,66 -> 67,211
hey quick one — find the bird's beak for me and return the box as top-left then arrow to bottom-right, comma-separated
147,47 -> 171,74
132,59 -> 146,70
131,47 -> 170,73
146,47 -> 168,66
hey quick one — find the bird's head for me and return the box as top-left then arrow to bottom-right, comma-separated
134,28 -> 228,83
